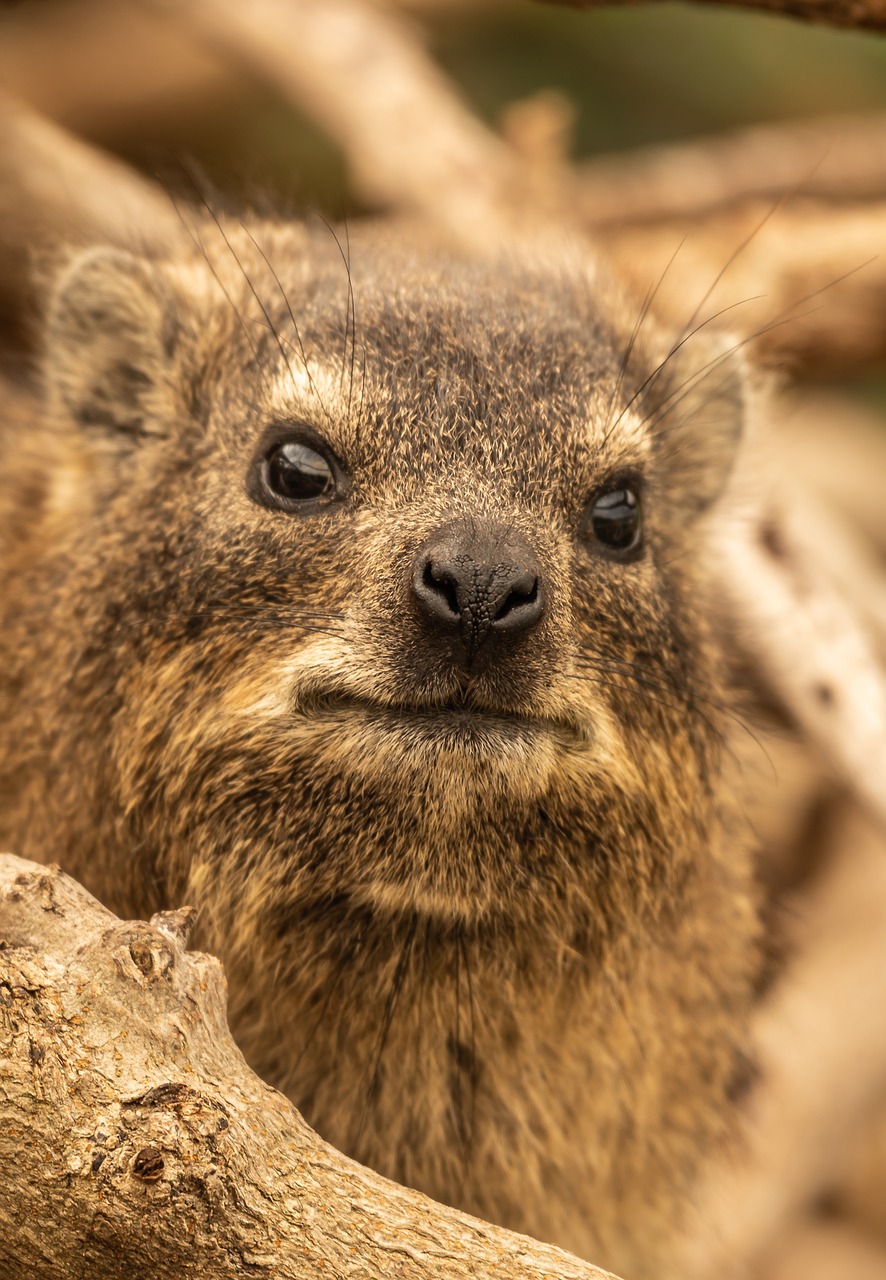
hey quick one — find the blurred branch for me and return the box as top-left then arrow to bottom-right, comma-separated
684,803 -> 886,1276
714,470 -> 886,832
576,114 -> 886,227
597,200 -> 886,377
0,93 -> 181,347
144,0 -> 538,246
537,0 -> 886,32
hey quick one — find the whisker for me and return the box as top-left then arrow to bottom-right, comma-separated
104,608 -> 347,642
317,213 -> 359,428
635,255 -> 876,442
189,190 -> 300,398
571,654 -> 774,771
167,185 -> 260,362
238,223 -> 334,430
604,235 -> 686,433
604,293 -> 765,446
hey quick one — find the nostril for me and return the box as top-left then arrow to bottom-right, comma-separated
412,556 -> 463,627
491,575 -> 543,632
423,560 -> 460,618
494,576 -> 538,623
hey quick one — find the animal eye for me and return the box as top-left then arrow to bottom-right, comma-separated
263,440 -> 336,504
586,483 -> 643,555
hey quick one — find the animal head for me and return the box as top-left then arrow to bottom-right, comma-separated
35,219 -> 745,935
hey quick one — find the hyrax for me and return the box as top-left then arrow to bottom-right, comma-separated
0,216 -> 758,1277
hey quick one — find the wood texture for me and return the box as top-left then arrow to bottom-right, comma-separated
0,854 -> 617,1280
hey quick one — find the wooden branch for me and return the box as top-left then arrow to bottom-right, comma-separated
536,0 -> 886,32
597,199 -> 886,376
575,114 -> 886,228
0,854 -> 617,1280
143,0 -> 537,245
683,802 -> 886,1275
0,92 -> 181,347
712,469 -> 886,832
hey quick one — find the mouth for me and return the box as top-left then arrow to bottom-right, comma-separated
296,689 -> 590,748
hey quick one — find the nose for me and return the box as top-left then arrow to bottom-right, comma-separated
412,522 -> 545,660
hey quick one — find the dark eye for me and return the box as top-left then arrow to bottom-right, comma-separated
264,440 -> 336,504
587,483 -> 643,555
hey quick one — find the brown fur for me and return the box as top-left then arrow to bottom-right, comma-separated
0,217 -> 759,1278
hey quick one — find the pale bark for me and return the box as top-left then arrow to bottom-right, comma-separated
713,471 -> 886,831
0,853 -> 616,1280
576,114 -> 886,227
0,93 -> 181,346
597,200 -> 886,377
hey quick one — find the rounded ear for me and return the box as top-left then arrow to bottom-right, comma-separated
650,329 -> 746,520
46,248 -> 176,441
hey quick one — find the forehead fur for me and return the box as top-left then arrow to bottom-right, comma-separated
174,222 -> 655,502
44,215 -> 743,527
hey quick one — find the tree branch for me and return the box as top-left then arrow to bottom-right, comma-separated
576,114 -> 886,227
143,0 -> 538,245
0,854 -> 617,1280
536,0 -> 886,33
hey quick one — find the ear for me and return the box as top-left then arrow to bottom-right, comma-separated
651,329 -> 745,520
46,248 -> 176,441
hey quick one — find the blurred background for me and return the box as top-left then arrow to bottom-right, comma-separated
3,0 -> 886,212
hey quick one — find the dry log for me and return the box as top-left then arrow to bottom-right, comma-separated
0,0 -> 234,139
712,468 -> 886,832
0,853 -> 616,1280
576,114 -> 886,227
537,0 -> 886,33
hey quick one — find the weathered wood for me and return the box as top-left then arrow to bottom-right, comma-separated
0,854 -> 617,1280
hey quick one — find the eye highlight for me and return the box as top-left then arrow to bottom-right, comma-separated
268,441 -> 334,501
250,429 -> 346,513
584,480 -> 643,557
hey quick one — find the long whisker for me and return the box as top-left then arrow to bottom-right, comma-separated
167,186 -> 260,362
104,608 -> 347,641
238,223 -> 334,431
604,235 -> 686,433
637,256 -> 876,440
604,293 -> 765,446
681,147 -> 836,344
187,189 -> 300,398
317,214 -> 359,426
570,655 -> 774,771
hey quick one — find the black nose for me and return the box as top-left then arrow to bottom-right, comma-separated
412,523 -> 545,660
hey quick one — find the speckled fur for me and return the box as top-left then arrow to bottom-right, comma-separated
0,219 -> 759,1278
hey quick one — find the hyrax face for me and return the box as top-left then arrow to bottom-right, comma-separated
31,220 -> 744,937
